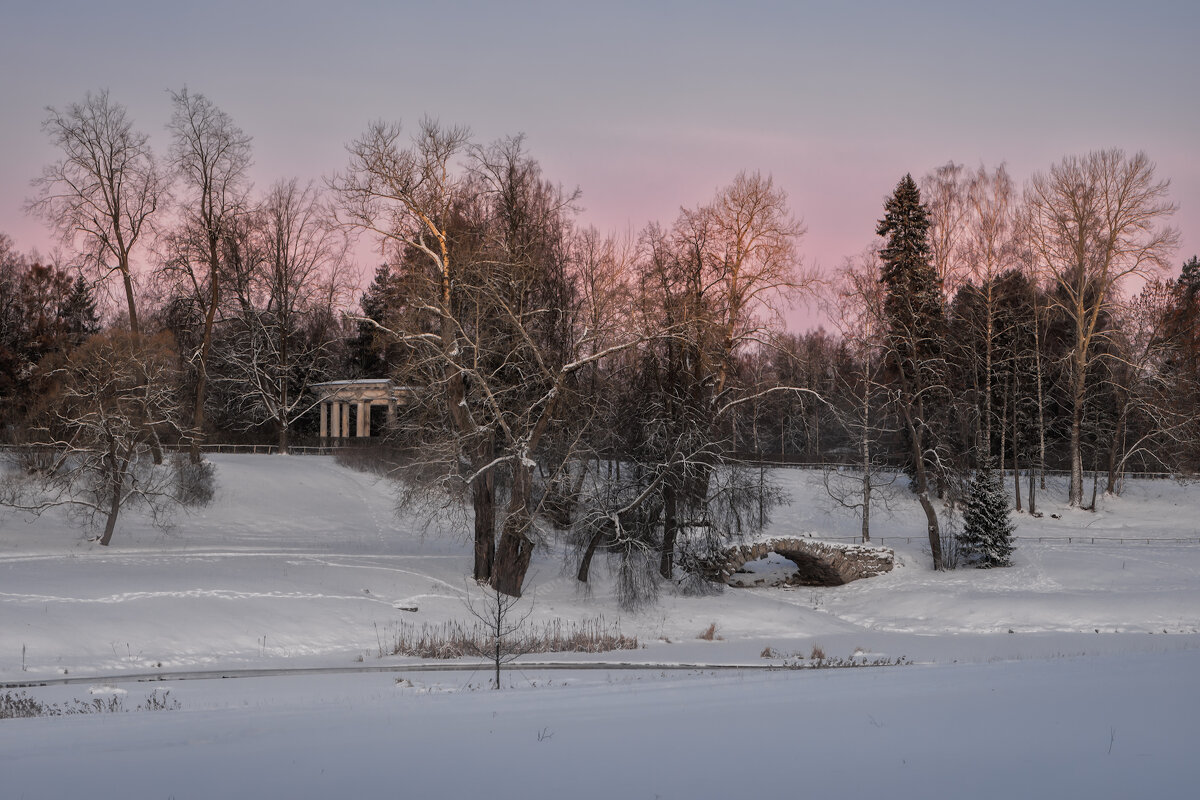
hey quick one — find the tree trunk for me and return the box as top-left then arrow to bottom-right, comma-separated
278,323 -> 290,455
902,391 -> 942,570
1069,357 -> 1086,506
99,477 -> 122,547
492,527 -> 533,597
861,467 -> 872,544
493,628 -> 501,690
119,257 -> 139,337
659,482 -> 678,579
998,382 -> 1008,481
98,444 -> 129,547
190,271 -> 220,464
576,526 -> 606,583
1028,464 -> 1037,516
146,429 -> 164,465
1013,445 -> 1022,512
491,464 -> 534,597
917,490 -> 941,569
1032,295 -> 1047,491
860,382 -> 872,543
983,301 -> 993,463
472,469 -> 496,582
99,489 -> 121,547
1105,401 -> 1126,495
1012,383 -> 1022,512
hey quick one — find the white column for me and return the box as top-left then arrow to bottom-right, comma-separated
320,403 -> 328,439
361,402 -> 371,437
341,403 -> 350,439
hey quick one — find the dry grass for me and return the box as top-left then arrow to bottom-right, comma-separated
333,444 -> 404,477
697,623 -> 723,641
380,616 -> 638,659
0,689 -> 178,719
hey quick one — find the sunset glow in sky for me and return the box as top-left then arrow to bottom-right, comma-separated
2,0 -> 1196,330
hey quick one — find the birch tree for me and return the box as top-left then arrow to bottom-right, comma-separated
823,248 -> 898,543
922,162 -> 970,295
1024,150 -> 1177,506
962,164 -> 1020,460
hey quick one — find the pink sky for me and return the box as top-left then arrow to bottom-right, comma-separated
2,1 -> 1196,331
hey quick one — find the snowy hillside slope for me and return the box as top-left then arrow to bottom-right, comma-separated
2,455 -> 1198,800
2,455 -> 1197,680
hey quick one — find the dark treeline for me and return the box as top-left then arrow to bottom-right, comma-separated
2,90 -> 1197,597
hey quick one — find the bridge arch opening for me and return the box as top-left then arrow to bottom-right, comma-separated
726,547 -> 847,587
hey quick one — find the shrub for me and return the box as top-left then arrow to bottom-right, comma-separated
172,454 -> 215,507
380,616 -> 638,659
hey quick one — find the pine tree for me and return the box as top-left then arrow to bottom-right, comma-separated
958,461 -> 1016,567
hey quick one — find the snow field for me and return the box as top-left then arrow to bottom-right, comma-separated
1,454 -> 1198,798
4,653 -> 1197,799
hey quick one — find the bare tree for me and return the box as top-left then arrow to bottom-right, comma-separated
27,91 -> 165,335
3,331 -> 182,545
823,248 -> 898,542
575,174 -> 808,594
922,162 -> 970,295
1012,218 -> 1050,497
165,88 -> 253,462
961,164 -> 1020,459
217,181 -> 351,452
334,119 -> 492,568
697,172 -> 809,396
461,582 -> 533,690
1099,281 -> 1197,491
335,122 -> 630,596
1025,150 -> 1178,505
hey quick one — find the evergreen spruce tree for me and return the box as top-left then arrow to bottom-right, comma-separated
348,263 -> 407,377
877,174 -> 949,569
878,175 -> 944,361
61,276 -> 101,344
958,460 -> 1016,567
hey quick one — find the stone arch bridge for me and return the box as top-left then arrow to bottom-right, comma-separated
707,538 -> 895,587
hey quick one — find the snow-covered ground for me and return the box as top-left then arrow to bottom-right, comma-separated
2,455 -> 1198,798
